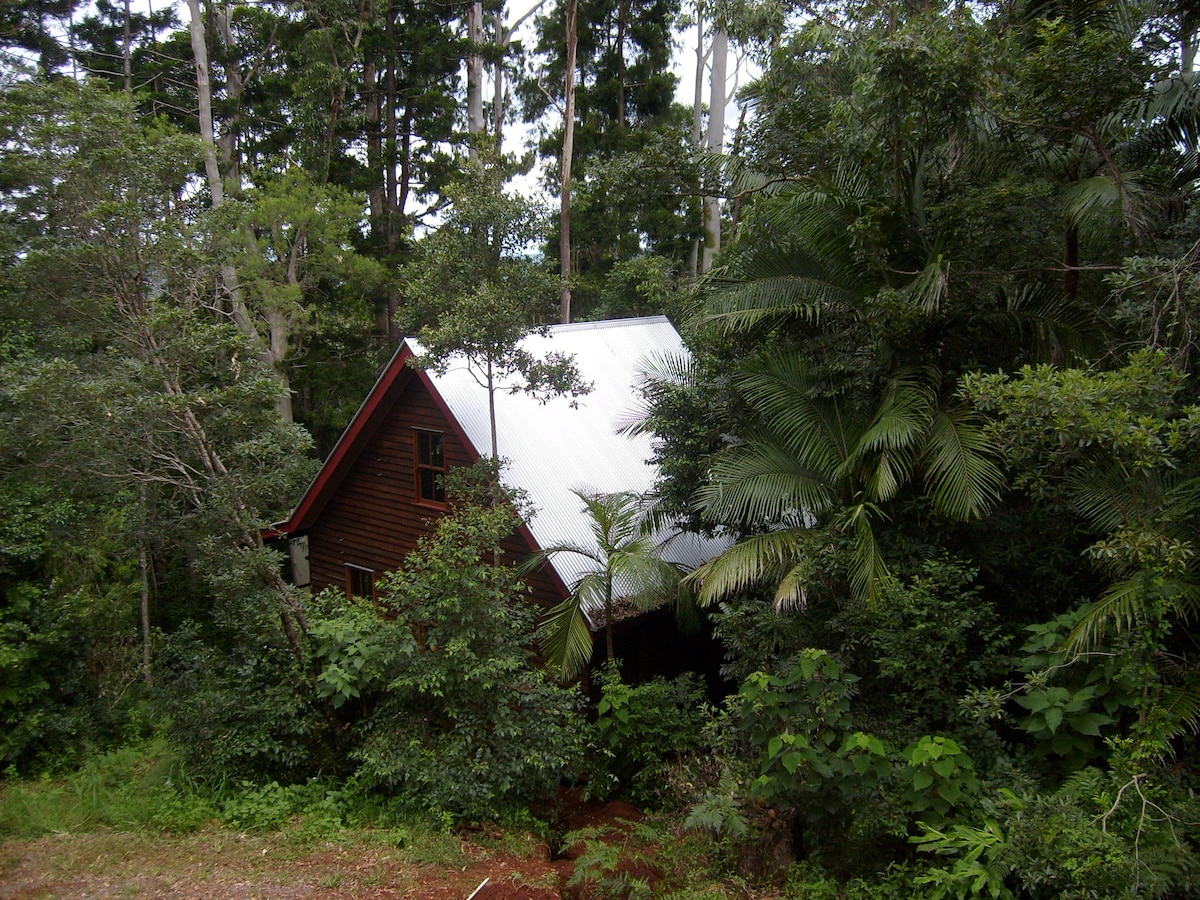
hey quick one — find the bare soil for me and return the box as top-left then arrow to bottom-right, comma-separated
0,794 -> 655,900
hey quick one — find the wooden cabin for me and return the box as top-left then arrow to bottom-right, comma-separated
271,316 -> 728,682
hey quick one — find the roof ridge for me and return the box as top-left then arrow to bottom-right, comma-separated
543,315 -> 669,334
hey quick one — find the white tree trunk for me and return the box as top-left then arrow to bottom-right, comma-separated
689,3 -> 707,276
494,0 -> 548,154
187,0 -> 292,422
700,27 -> 728,273
492,8 -> 505,149
122,0 -> 132,92
560,0 -> 578,323
187,0 -> 223,206
467,0 -> 484,154
212,3 -> 244,196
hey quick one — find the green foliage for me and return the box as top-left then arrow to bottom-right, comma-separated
782,860 -> 922,900
594,255 -> 686,321
964,351 -> 1200,505
0,738 -> 216,838
710,592 -> 825,684
157,620 -> 331,784
218,779 -> 346,833
739,651 -> 861,802
912,814 -> 1013,900
898,736 -> 980,825
681,770 -> 750,841
401,158 -> 589,456
913,765 -> 1200,899
0,576 -> 148,774
309,596 -> 390,710
1008,607 -> 1142,767
562,821 -> 662,900
845,558 -> 1011,740
350,500 -> 587,819
590,663 -> 707,802
690,353 -> 1003,608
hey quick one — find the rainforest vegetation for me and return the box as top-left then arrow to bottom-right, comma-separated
3,0 -> 1200,896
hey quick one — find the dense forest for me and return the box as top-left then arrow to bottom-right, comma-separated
4,0 -> 1200,896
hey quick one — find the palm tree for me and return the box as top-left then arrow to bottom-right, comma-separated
689,351 -> 1003,609
521,490 -> 686,681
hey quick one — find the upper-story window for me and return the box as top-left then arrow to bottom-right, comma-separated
414,429 -> 446,504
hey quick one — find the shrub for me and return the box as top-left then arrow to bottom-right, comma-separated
590,663 -> 707,803
350,501 -> 587,819
912,764 -> 1200,898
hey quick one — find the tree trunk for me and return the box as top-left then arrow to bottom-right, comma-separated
493,7 -> 505,149
494,0 -> 548,153
688,3 -> 706,277
467,0 -> 484,155
385,13 -> 402,340
187,0 -> 223,206
138,478 -> 152,687
604,579 -> 614,661
122,0 -> 132,92
188,0 -> 293,420
1064,224 -> 1079,303
560,0 -> 578,323
210,2 -> 243,198
700,27 -> 727,273
365,51 -> 389,333
615,0 -> 627,129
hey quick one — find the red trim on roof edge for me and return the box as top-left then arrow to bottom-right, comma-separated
268,343 -> 570,601
273,342 -> 423,535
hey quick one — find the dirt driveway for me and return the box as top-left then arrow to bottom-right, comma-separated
0,796 -> 655,899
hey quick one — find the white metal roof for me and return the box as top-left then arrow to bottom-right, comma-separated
407,316 -> 728,600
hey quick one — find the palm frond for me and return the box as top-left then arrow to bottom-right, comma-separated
994,281 -> 1102,365
1156,475 -> 1200,533
1067,464 -> 1162,533
619,351 -> 697,437
516,540 -> 601,576
905,252 -> 951,314
1069,580 -> 1143,648
855,371 -> 935,457
610,551 -> 683,610
737,352 -> 857,470
864,446 -> 916,505
1121,72 -> 1200,187
921,408 -> 1005,520
1062,174 -> 1123,230
1156,683 -> 1200,737
701,274 -> 855,334
838,503 -> 889,606
687,529 -> 807,607
1068,574 -> 1200,649
773,559 -> 814,612
698,173 -> 875,338
698,439 -> 836,525
537,593 -> 594,682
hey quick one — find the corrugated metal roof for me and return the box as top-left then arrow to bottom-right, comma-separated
408,316 -> 729,604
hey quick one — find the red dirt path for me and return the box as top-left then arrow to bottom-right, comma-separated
0,793 -> 649,900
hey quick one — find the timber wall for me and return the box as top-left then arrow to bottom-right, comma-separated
301,371 -> 563,607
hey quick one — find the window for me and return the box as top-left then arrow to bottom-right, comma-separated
414,429 -> 446,504
346,563 -> 376,600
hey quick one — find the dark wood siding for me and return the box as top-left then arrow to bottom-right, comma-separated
302,374 -> 564,607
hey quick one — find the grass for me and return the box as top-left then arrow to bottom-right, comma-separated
0,741 -> 775,898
